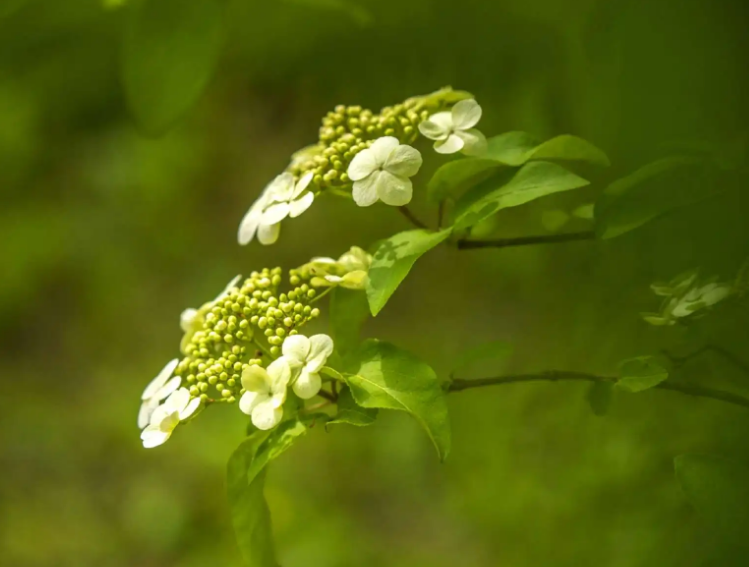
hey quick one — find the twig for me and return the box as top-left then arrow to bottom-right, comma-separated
448,371 -> 749,410
398,206 -> 429,229
316,389 -> 336,402
457,231 -> 595,250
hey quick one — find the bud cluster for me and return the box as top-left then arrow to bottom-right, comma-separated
287,88 -> 464,195
174,268 -> 322,405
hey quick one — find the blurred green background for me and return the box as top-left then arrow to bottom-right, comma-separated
2,0 -> 749,566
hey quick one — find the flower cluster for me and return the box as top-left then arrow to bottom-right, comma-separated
238,87 -> 486,246
642,270 -> 733,326
138,245 -> 374,447
297,246 -> 372,290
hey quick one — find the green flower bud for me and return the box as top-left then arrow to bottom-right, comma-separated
270,346 -> 280,357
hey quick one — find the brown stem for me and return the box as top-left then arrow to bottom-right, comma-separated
457,231 -> 595,250
398,206 -> 429,229
448,371 -> 749,410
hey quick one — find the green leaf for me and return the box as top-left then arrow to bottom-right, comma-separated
366,228 -> 452,316
482,132 -> 610,167
528,135 -> 610,167
426,158 -> 501,204
227,420 -> 308,567
453,340 -> 512,374
616,356 -> 669,393
675,454 -> 749,547
227,433 -> 277,567
329,287 -> 370,357
454,161 -> 589,230
541,210 -> 570,232
122,0 -> 227,135
482,131 -> 540,165
585,381 -> 613,416
327,385 -> 378,427
595,156 -> 723,239
346,339 -> 451,461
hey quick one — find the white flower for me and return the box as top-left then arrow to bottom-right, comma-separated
668,282 -> 732,318
138,358 -> 182,429
238,183 -> 276,245
347,137 -> 422,207
282,334 -> 334,399
238,173 -> 314,246
305,246 -> 372,290
140,388 -> 202,448
418,99 -> 487,155
239,358 -> 292,430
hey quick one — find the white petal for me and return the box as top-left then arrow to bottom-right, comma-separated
282,334 -> 311,366
180,308 -> 198,332
266,357 -> 291,395
262,202 -> 290,225
141,426 -> 172,448
338,247 -> 370,271
384,144 -> 422,178
251,400 -> 284,430
305,334 -> 334,373
164,387 -> 191,414
180,397 -> 202,421
155,376 -> 182,401
292,172 -> 314,199
700,284 -> 731,306
418,112 -> 452,140
239,390 -> 265,415
340,270 -> 368,290
138,399 -> 158,429
374,171 -> 413,206
348,148 -> 377,181
267,173 -> 295,202
148,404 -> 171,428
352,173 -> 381,207
241,365 -> 270,393
369,136 -> 401,165
142,358 -> 179,400
237,205 -> 262,245
257,222 -> 281,245
292,369 -> 322,400
158,411 -> 180,433
456,128 -> 487,156
289,191 -> 314,218
451,99 -> 482,130
434,134 -> 465,154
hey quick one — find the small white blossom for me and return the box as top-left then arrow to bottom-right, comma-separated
238,183 -> 276,245
138,359 -> 182,429
304,246 -> 372,290
140,388 -> 202,448
418,99 -> 487,155
282,334 -> 334,399
668,282 -> 732,318
238,173 -> 314,246
643,270 -> 733,325
239,358 -> 292,430
347,137 -> 422,207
